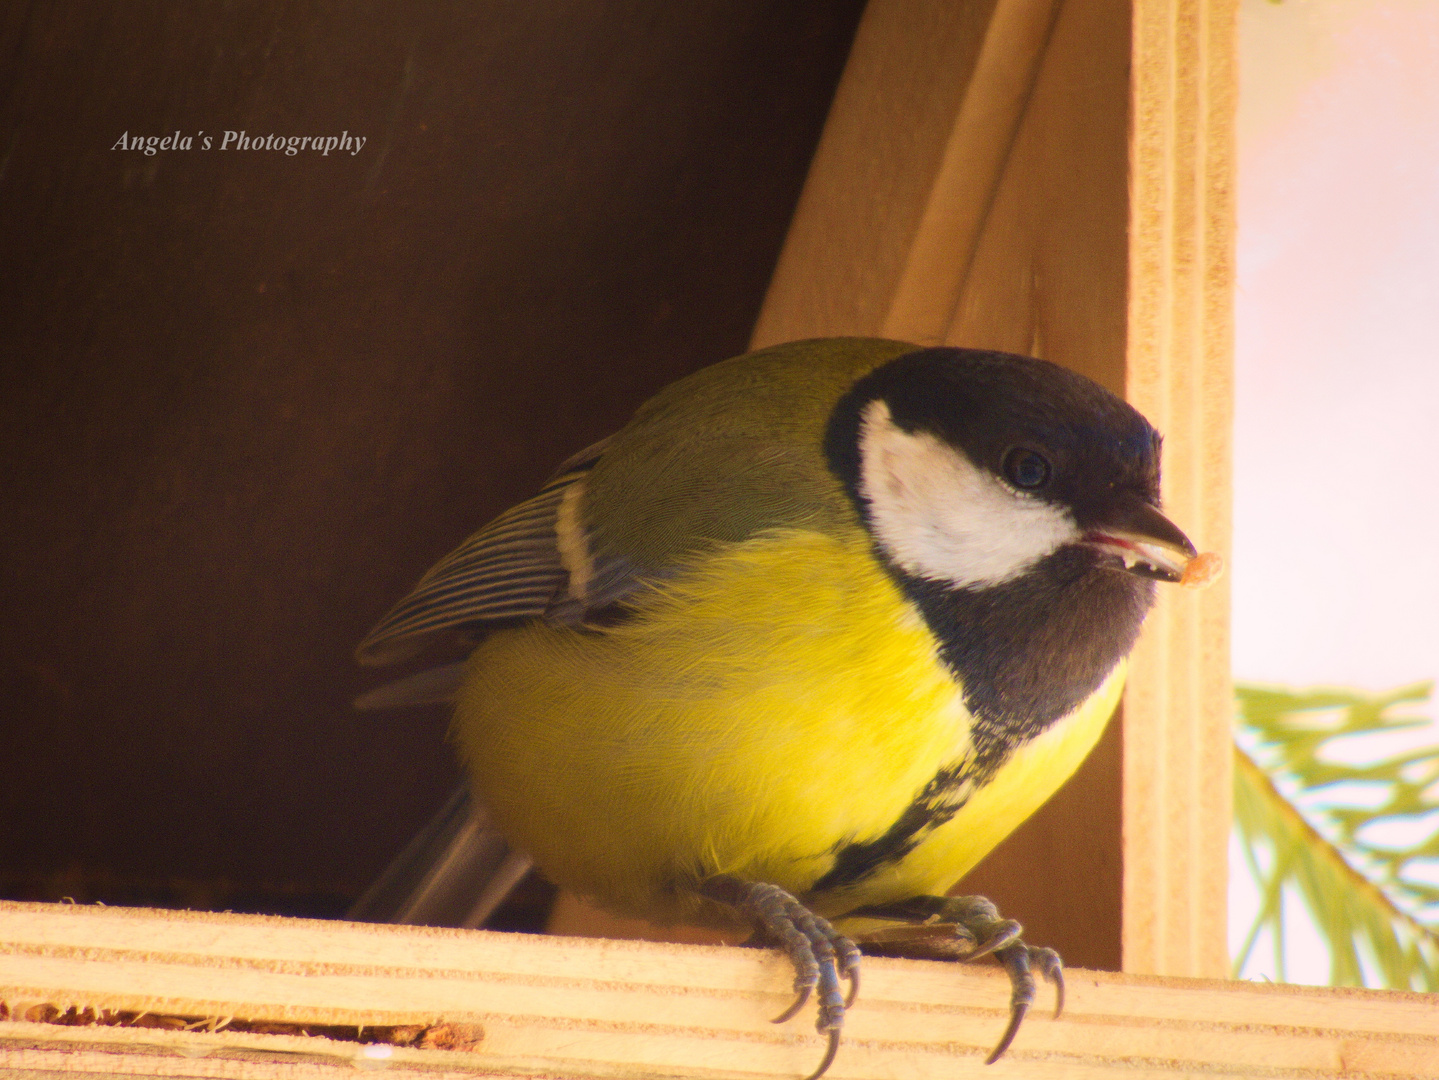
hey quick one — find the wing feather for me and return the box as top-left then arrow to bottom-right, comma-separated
355,437 -> 612,665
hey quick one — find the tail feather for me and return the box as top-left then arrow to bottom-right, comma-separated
348,785 -> 532,928
353,662 -> 468,711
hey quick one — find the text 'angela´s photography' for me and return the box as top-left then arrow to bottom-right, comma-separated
111,130 -> 366,156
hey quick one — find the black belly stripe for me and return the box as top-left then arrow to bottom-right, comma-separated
810,541 -> 1151,900
812,761 -> 982,893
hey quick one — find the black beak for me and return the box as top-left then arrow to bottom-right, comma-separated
1083,494 -> 1197,584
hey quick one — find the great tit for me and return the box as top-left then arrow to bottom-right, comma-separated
356,337 -> 1203,1077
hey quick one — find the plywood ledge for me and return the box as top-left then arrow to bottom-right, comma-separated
2,902 -> 1436,1079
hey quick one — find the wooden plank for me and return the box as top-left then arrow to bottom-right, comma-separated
881,0 -> 1065,345
1122,0 -> 1237,979
939,0 -> 1130,393
752,0 -> 1020,347
2,903 -> 1436,1079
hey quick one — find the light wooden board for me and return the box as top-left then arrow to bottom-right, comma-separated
1121,0 -> 1237,980
3,903 -> 1437,1079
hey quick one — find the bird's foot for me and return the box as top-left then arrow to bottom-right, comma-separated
698,875 -> 860,1080
985,937 -> 1062,1063
846,894 -> 1063,1063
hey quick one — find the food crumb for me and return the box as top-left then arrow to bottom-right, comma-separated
1181,551 -> 1224,589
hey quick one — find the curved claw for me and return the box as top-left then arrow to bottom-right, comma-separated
832,932 -> 861,1009
984,999 -> 1028,1065
841,894 -> 1061,1065
772,986 -> 811,1025
698,876 -> 858,1080
984,939 -> 1064,1063
964,917 -> 1021,963
843,964 -> 860,1008
1032,946 -> 1064,1018
801,1027 -> 842,1080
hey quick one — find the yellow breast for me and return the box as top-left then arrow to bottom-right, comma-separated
453,528 -> 1121,926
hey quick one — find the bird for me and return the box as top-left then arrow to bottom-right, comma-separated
354,337 -> 1206,1077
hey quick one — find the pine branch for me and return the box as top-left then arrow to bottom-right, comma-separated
1233,682 -> 1439,990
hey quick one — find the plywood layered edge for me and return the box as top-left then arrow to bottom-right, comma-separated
1122,0 -> 1237,979
3,902 -> 1437,1079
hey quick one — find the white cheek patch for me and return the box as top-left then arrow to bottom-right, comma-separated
857,399 -> 1079,589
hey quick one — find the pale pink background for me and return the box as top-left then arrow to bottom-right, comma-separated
1230,0 -> 1439,983
1234,0 -> 1439,691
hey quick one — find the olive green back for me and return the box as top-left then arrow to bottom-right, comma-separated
581,337 -> 917,572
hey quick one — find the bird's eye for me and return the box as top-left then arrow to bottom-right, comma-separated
1002,447 -> 1052,490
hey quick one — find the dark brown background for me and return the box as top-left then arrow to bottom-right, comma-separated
0,0 -> 868,917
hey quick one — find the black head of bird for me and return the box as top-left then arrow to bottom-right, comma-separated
826,348 -> 1194,747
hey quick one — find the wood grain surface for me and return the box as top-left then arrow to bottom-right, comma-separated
3,902 -> 1436,1079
